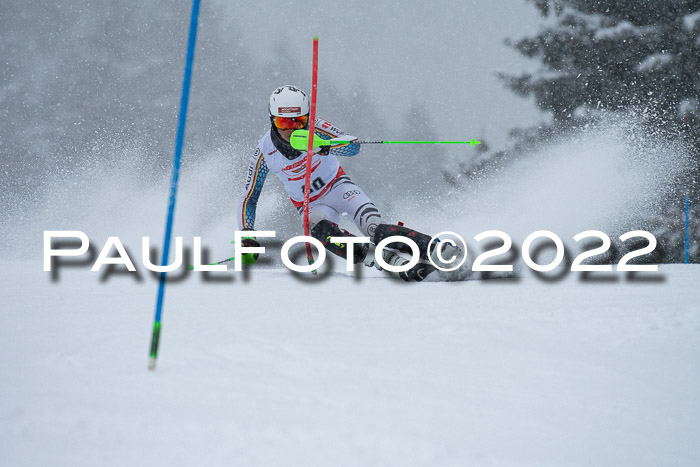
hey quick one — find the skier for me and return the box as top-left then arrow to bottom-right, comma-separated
236,85 -> 444,281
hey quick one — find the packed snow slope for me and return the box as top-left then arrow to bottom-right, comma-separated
1,262 -> 699,466
1,112 -> 696,466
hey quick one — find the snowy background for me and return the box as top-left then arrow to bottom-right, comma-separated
1,0 -> 699,465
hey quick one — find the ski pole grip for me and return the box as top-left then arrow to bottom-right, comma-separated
240,236 -> 261,263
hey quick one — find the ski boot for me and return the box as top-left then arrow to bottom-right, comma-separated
372,223 -> 464,282
373,223 -> 435,280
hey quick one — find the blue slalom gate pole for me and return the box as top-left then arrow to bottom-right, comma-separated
149,0 -> 201,370
685,196 -> 690,264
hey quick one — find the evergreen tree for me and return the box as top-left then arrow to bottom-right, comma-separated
494,0 -> 700,263
500,0 -> 700,145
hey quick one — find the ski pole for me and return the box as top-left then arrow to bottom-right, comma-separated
357,139 -> 481,146
188,239 -> 258,270
290,129 -> 481,151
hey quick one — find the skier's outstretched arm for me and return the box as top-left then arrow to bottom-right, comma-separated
314,117 -> 360,157
236,146 -> 269,230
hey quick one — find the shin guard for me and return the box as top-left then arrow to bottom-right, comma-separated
311,219 -> 369,263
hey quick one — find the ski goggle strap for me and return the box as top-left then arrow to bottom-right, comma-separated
273,115 -> 309,130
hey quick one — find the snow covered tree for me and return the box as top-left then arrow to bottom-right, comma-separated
500,0 -> 700,146
489,1 -> 700,263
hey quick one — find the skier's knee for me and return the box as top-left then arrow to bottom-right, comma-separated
311,219 -> 343,241
311,219 -> 369,263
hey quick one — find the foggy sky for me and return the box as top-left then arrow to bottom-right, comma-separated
216,0 -> 546,148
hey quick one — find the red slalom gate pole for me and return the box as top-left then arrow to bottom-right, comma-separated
302,36 -> 319,274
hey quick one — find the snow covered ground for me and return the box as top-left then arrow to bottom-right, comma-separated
1,109 -> 696,465
1,261 -> 699,466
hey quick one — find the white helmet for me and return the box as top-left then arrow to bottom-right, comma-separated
269,85 -> 310,117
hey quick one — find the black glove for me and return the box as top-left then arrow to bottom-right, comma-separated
317,145 -> 330,155
241,236 -> 260,250
240,229 -> 260,263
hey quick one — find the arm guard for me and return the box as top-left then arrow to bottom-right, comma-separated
236,146 -> 269,230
